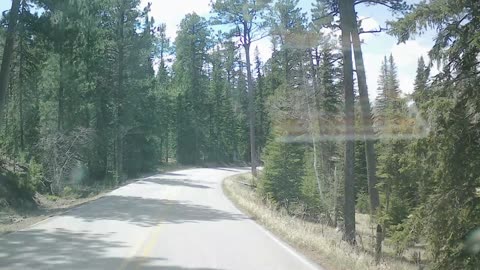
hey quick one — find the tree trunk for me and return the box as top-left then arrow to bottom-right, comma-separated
339,0 -> 356,245
349,5 -> 383,262
0,0 -> 21,118
115,3 -> 126,182
333,165 -> 339,228
306,49 -> 325,204
244,40 -> 257,177
303,51 -> 323,203
58,52 -> 65,131
165,130 -> 169,164
19,39 -> 24,151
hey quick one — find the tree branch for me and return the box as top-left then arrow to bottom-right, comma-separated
354,0 -> 397,10
359,27 -> 388,34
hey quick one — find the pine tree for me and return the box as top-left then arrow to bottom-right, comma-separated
375,56 -> 389,121
412,56 -> 430,107
254,47 -> 270,157
173,13 -> 210,164
260,128 -> 305,208
211,0 -> 272,176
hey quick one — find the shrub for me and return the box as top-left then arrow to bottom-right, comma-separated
356,192 -> 370,214
259,129 -> 305,208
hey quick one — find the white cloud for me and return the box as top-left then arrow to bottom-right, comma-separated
358,16 -> 380,43
391,40 -> 429,71
390,40 -> 431,94
252,37 -> 274,63
142,0 -> 211,39
362,40 -> 432,101
363,52 -> 385,101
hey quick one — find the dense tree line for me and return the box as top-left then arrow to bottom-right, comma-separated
257,0 -> 480,268
1,0 -> 479,268
0,0 -> 267,198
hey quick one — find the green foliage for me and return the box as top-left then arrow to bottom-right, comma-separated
356,192 -> 370,214
174,13 -> 210,164
1,1 -> 479,268
27,159 -> 43,192
300,150 -> 325,216
62,186 -> 74,198
260,128 -> 305,208
387,1 -> 480,267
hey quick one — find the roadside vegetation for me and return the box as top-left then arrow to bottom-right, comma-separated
0,0 -> 479,269
224,173 -> 420,270
0,163 -> 191,234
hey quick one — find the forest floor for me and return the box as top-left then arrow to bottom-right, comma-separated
0,163 -> 193,235
223,173 -> 426,270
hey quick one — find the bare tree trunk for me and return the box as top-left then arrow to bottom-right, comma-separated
350,6 -> 383,262
333,165 -> 339,228
165,128 -> 169,164
0,0 -> 21,118
58,52 -> 65,131
303,51 -> 323,202
244,40 -> 257,177
339,0 -> 356,245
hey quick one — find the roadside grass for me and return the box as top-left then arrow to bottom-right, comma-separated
223,173 -> 422,270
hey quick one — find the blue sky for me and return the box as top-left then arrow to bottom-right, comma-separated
1,0 -> 436,99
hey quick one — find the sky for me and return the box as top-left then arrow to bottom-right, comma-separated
0,0 -> 437,100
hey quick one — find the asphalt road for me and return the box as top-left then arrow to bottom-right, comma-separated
0,168 -> 321,270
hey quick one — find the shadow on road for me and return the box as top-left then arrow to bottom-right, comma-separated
211,167 -> 245,172
0,228 -> 225,269
157,172 -> 188,177
140,178 -> 212,189
60,195 -> 245,227
0,169 -> 246,269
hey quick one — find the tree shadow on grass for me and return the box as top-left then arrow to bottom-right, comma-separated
0,228 -> 225,270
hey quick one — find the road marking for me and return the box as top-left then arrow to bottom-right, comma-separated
221,173 -> 323,270
251,220 -> 322,270
117,221 -> 164,270
117,231 -> 148,270
121,178 -> 179,270
140,223 -> 163,257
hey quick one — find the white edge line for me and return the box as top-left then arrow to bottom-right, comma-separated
221,171 -> 323,270
248,218 -> 323,270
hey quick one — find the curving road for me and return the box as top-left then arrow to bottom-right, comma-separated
0,168 -> 321,270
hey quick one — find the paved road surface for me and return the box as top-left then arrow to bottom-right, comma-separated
0,168 -> 321,270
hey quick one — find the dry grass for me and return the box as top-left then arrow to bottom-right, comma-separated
223,173 -> 421,270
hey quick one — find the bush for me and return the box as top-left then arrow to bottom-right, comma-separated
356,192 -> 370,214
259,129 -> 305,208
62,186 -> 74,197
27,159 -> 44,192
387,195 -> 410,226
0,158 -> 41,207
300,151 -> 328,217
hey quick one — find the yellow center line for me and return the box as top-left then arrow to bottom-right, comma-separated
140,224 -> 163,258
118,221 -> 164,270
119,184 -> 176,270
